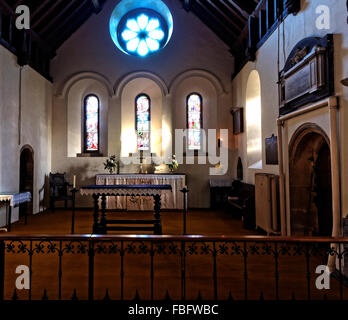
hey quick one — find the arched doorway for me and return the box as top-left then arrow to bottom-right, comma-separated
20,146 -> 34,221
289,124 -> 332,236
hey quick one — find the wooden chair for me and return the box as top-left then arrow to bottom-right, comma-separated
49,173 -> 73,212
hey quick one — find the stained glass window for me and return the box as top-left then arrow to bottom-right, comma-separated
84,95 -> 99,152
136,94 -> 151,151
187,93 -> 202,150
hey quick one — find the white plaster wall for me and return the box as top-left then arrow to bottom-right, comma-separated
0,46 -> 52,226
50,0 -> 234,208
232,0 -> 348,217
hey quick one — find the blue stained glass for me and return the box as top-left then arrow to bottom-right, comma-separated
85,95 -> 99,152
187,94 -> 202,150
120,12 -> 165,57
136,95 -> 150,150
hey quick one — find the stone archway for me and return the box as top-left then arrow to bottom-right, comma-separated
289,124 -> 332,236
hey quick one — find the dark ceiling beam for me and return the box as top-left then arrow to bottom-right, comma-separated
190,1 -> 236,49
0,0 -> 14,14
91,0 -> 102,13
183,0 -> 191,11
53,5 -> 92,49
195,0 -> 239,39
32,0 -> 63,30
224,0 -> 250,19
13,0 -> 24,9
204,0 -> 243,32
30,0 -> 51,21
46,0 -> 89,45
220,0 -> 246,24
40,0 -> 77,35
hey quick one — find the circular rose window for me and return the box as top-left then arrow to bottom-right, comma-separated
109,0 -> 173,57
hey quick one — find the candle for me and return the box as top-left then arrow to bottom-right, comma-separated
73,175 -> 76,189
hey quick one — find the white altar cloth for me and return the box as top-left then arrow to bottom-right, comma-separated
96,174 -> 185,210
0,192 -> 31,207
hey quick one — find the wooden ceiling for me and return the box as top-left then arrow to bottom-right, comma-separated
0,0 -> 259,52
181,0 -> 260,54
1,0 -> 107,50
0,0 -> 299,80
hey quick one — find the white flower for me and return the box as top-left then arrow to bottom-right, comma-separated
121,13 -> 165,57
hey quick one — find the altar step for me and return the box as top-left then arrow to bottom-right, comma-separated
104,219 -> 159,233
106,226 -> 155,232
106,219 -> 158,224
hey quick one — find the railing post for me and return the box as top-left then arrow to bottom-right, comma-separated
88,240 -> 95,301
100,194 -> 107,234
213,242 -> 218,300
180,187 -> 189,235
0,240 -> 5,301
71,188 -> 78,234
181,241 -> 186,300
92,194 -> 100,234
120,241 -> 124,301
243,242 -> 248,301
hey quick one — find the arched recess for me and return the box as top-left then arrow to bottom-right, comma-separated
289,123 -> 333,237
245,70 -> 262,169
172,75 -> 218,135
67,78 -> 109,157
115,71 -> 169,98
120,77 -> 163,157
169,69 -> 226,96
57,72 -> 114,99
19,145 -> 34,219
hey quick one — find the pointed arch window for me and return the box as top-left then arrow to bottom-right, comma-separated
136,94 -> 151,151
187,93 -> 202,150
84,95 -> 100,153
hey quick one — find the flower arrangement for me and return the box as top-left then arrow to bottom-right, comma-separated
104,155 -> 120,174
167,155 -> 179,172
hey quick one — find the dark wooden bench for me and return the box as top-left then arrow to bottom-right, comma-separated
227,181 -> 255,230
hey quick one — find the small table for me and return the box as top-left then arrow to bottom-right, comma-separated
80,185 -> 172,234
0,192 -> 32,231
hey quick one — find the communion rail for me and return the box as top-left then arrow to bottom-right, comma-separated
0,235 -> 347,301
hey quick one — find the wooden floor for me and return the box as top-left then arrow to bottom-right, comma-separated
1,209 -> 347,301
9,208 -> 256,235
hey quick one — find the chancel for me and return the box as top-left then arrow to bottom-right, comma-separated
0,0 -> 348,305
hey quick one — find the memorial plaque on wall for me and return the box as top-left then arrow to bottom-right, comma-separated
265,135 -> 278,165
232,108 -> 244,135
279,34 -> 334,115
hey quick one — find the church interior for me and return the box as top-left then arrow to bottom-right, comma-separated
0,0 -> 348,303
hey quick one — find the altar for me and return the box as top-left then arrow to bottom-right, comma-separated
96,174 -> 186,210
80,185 -> 172,234
0,192 -> 32,231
